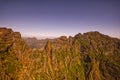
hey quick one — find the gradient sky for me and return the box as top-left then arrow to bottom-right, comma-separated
0,0 -> 120,38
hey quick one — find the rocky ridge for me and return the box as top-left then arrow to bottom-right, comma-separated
42,31 -> 120,80
0,28 -> 120,80
0,28 -> 32,80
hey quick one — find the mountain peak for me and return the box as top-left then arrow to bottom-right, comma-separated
1,27 -> 120,80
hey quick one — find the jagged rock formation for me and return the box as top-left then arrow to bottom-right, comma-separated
0,28 -> 32,80
37,31 -> 120,80
0,28 -> 120,80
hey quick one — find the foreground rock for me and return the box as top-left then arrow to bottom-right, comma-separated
0,28 -> 32,80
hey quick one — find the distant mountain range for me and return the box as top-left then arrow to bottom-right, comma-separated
0,27 -> 120,80
23,37 -> 55,49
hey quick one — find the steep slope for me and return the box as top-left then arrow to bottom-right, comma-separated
0,28 -> 120,80
0,28 -> 32,80
31,31 -> 120,80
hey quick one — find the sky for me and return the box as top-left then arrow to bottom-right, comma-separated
0,0 -> 120,38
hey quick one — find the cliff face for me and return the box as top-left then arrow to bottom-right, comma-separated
38,31 -> 120,80
0,28 -> 120,80
0,28 -> 32,80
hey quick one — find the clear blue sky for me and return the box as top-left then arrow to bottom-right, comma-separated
0,0 -> 120,38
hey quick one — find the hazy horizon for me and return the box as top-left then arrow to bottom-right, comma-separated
0,0 -> 120,38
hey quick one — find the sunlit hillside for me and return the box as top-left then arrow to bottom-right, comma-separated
0,28 -> 120,80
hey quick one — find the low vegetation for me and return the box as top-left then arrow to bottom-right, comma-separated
0,28 -> 120,80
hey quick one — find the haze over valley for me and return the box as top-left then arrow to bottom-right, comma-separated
0,0 -> 120,80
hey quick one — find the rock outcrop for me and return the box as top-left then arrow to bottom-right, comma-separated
0,28 -> 32,80
0,28 -> 120,80
40,31 -> 120,80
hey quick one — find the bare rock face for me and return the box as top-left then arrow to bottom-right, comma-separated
0,28 -> 120,80
0,28 -> 32,80
42,31 -> 120,80
0,28 -> 13,53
